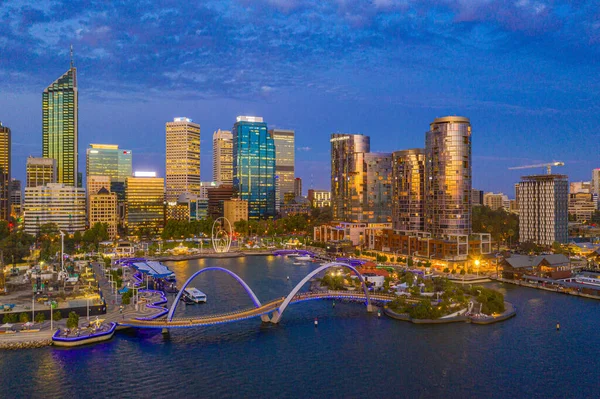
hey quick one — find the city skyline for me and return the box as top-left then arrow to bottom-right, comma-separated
1,1 -> 598,195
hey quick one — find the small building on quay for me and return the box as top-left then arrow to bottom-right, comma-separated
500,254 -> 571,280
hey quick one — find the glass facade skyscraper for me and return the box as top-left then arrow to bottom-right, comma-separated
42,66 -> 78,186
392,149 -> 425,231
0,122 -> 10,220
232,116 -> 275,219
330,133 -> 370,222
86,144 -> 132,200
425,116 -> 472,237
270,129 -> 295,210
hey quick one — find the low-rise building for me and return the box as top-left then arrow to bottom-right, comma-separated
500,254 -> 571,280
568,192 -> 596,222
313,222 -> 392,246
280,196 -> 311,217
224,198 -> 248,224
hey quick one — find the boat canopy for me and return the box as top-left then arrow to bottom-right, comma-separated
131,261 -> 175,279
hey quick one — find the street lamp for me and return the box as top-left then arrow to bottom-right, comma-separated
59,231 -> 65,273
474,259 -> 481,277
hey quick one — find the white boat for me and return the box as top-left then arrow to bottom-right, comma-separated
182,288 -> 207,303
296,256 -> 312,261
287,253 -> 300,258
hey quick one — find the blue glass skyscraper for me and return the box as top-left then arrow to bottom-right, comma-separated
232,116 -> 275,219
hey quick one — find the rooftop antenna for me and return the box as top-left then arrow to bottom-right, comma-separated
70,44 -> 74,68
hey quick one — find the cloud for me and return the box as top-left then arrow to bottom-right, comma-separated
297,146 -> 312,151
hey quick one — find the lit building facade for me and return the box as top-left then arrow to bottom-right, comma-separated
223,199 -> 248,224
364,153 -> 393,223
517,174 -> 568,246
89,188 -> 118,239
0,122 -> 10,220
42,65 -> 78,186
568,192 -> 596,223
26,157 -> 57,188
308,189 -> 331,208
125,172 -> 165,233
87,175 -> 111,196
270,129 -> 295,209
330,133 -> 370,222
592,169 -> 600,196
9,179 -> 22,218
213,129 -> 233,184
483,192 -> 509,211
232,116 -> 275,219
392,149 -> 425,231
166,117 -> 201,203
570,181 -> 591,194
86,144 -> 132,200
23,183 -> 86,234
425,116 -> 472,237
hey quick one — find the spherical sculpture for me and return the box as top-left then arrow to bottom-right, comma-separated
212,217 -> 233,253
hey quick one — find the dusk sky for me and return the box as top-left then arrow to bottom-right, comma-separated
1,0 -> 599,195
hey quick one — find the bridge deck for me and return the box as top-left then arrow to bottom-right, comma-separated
121,291 -> 399,329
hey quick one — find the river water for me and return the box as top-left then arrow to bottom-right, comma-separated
1,255 -> 599,398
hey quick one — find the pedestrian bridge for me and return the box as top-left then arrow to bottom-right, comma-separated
121,291 -> 397,329
119,262 -> 399,329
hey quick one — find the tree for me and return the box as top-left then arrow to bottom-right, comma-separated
35,313 -> 46,323
19,312 -> 30,323
66,311 -> 79,329
53,310 -> 62,321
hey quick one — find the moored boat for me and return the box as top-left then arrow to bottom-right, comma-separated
182,287 -> 207,303
52,321 -> 117,347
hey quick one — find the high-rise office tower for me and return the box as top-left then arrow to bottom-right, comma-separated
86,144 -> 132,200
0,122 -> 10,220
517,174 -> 568,245
125,172 -> 165,233
9,179 -> 22,218
42,59 -> 78,186
294,177 -> 302,198
166,117 -> 201,203
26,157 -> 57,188
363,153 -> 393,223
425,116 -> 472,237
592,169 -> 600,197
330,133 -> 370,222
270,129 -> 295,209
232,116 -> 276,219
392,149 -> 425,231
212,130 -> 233,184
23,183 -> 86,234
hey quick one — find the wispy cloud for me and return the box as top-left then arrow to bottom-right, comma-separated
297,146 -> 312,151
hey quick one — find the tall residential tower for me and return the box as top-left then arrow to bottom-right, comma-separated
330,133 -> 370,222
425,116 -> 472,237
392,149 -> 425,231
166,117 -> 201,203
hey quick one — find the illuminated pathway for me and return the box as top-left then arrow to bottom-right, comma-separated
120,262 -> 399,329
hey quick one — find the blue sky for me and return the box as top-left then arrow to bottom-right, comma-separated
1,0 -> 599,195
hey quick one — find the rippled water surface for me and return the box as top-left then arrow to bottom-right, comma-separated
1,255 -> 599,398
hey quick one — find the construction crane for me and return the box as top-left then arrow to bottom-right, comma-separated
508,161 -> 564,175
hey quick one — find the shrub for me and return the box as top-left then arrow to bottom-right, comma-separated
19,313 -> 30,323
35,313 -> 46,323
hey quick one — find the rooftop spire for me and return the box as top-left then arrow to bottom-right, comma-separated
70,44 -> 74,68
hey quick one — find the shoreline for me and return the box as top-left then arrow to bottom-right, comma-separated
494,277 -> 600,301
383,301 -> 516,325
152,251 -> 274,262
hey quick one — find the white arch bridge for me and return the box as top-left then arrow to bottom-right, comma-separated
121,262 -> 398,329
